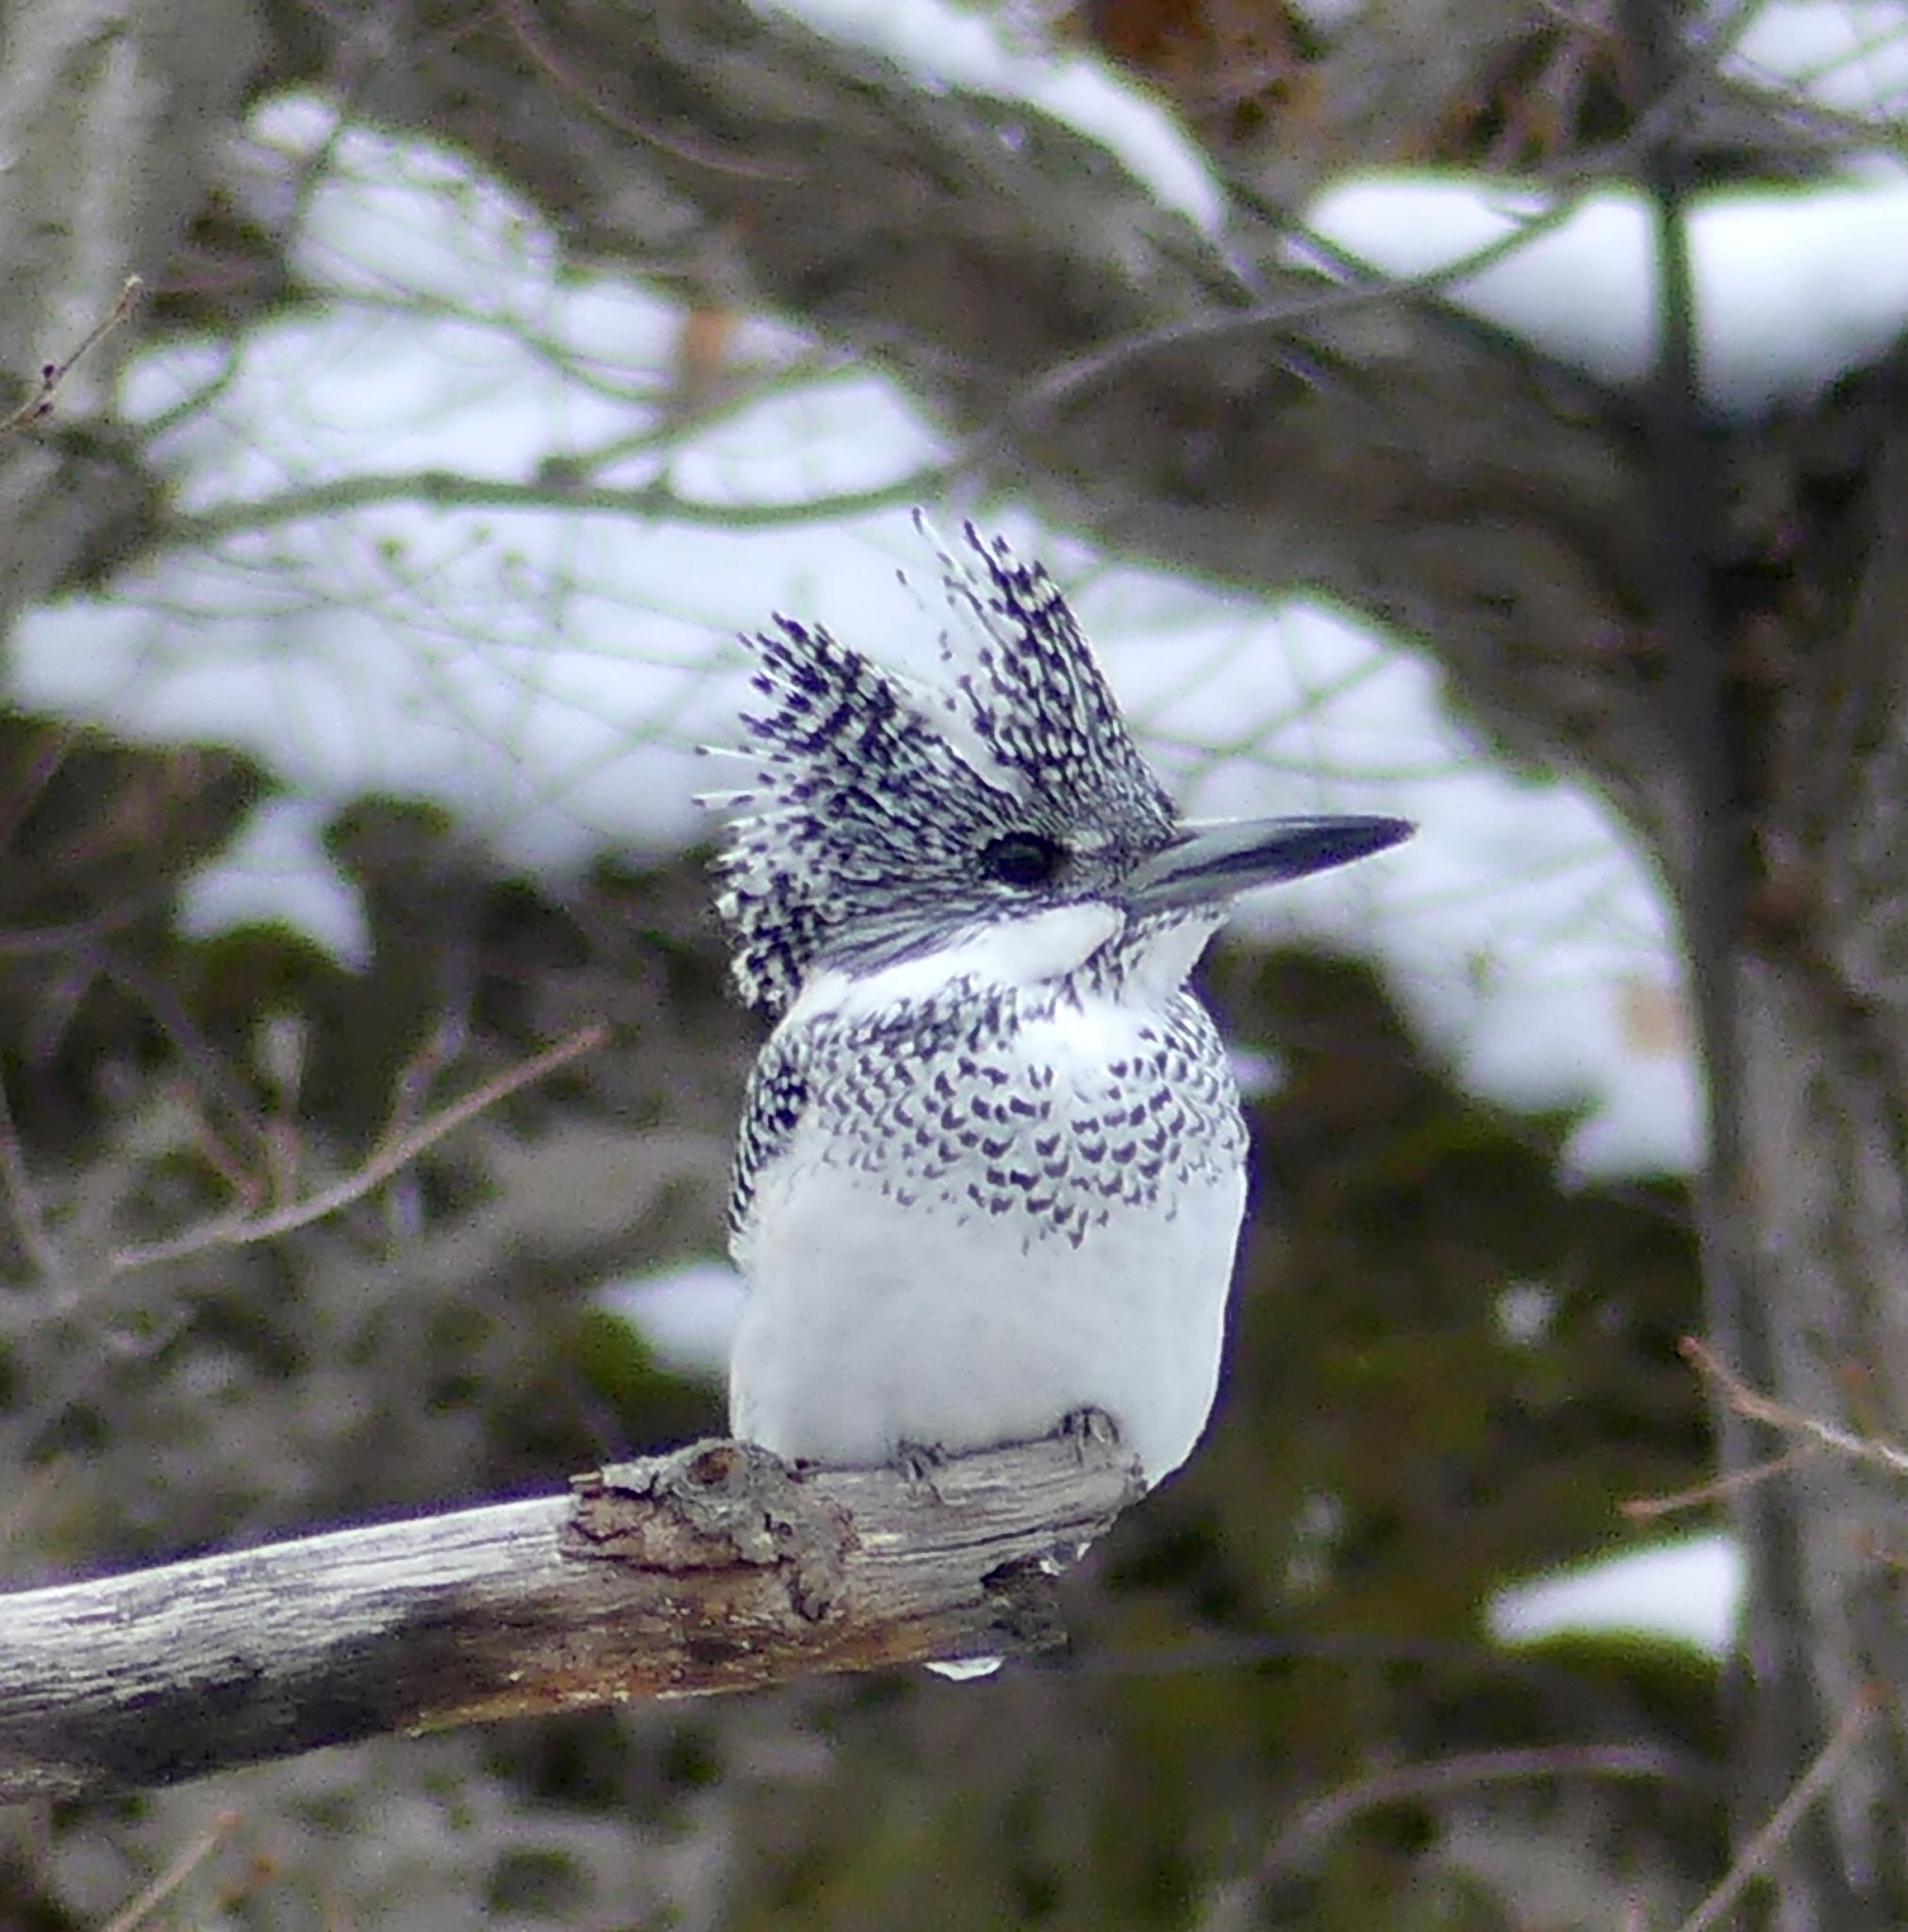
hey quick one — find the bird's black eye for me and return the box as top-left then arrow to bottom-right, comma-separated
981,831 -> 1067,889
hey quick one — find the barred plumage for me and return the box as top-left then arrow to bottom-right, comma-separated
705,519 -> 1409,1488
708,522 -> 1175,1016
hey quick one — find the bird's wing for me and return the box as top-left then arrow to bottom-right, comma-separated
727,1024 -> 811,1261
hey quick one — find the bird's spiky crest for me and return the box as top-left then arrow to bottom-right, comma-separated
706,522 -> 1175,1013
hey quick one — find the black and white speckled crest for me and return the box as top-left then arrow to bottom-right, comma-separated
705,522 -> 1177,1013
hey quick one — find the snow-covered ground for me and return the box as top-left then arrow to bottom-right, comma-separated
24,4 -> 1908,1658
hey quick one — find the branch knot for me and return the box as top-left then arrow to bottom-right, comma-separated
566,1439 -> 849,1619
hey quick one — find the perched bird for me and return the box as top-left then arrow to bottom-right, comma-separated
705,522 -> 1409,1489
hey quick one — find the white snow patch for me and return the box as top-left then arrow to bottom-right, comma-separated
1494,1279 -> 1554,1348
1227,1043 -> 1285,1102
1302,173 -> 1908,417
754,0 -> 1224,232
1288,0 -> 1364,33
596,1259 -> 746,1378
177,794 -> 370,968
1490,1534 -> 1743,1658
1725,2 -> 1908,122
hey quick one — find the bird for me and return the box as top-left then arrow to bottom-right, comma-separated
704,520 -> 1411,1491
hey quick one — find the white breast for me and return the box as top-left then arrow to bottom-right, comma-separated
729,993 -> 1247,1485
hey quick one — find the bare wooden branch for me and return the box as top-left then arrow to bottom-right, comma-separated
0,1433 -> 1141,1804
108,1024 -> 610,1272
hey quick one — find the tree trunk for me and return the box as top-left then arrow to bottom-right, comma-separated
0,0 -> 252,614
1717,427 -> 1908,1918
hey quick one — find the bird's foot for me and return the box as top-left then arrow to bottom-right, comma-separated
894,1438 -> 950,1496
1054,1406 -> 1121,1462
1045,1408 -> 1126,1570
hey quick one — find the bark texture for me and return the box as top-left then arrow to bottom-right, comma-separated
0,1433 -> 1138,1802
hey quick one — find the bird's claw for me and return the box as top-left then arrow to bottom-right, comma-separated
895,1438 -> 949,1495
1055,1406 -> 1121,1462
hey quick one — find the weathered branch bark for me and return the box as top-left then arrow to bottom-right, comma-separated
0,1434 -> 1139,1805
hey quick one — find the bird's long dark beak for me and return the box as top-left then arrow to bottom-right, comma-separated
1125,814 -> 1413,914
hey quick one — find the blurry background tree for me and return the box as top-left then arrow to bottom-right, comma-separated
3,0 -> 1905,1925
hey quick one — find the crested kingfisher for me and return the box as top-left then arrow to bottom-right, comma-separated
705,521 -> 1410,1488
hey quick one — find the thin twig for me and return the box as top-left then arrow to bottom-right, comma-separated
167,192 -> 1600,557
499,0 -> 794,180
0,1070 -> 59,1278
109,1024 -> 606,1271
1204,1743 -> 1705,1932
1,275 -> 143,435
1268,1743 -> 1701,1873
1622,1441 -> 1817,1523
1675,1692 -> 1878,1932
972,183 -> 1606,454
1683,1337 -> 1908,1483
165,462 -> 954,547
0,724 -> 77,857
92,949 -> 276,1161
99,1810 -> 242,1932
372,1008 -> 469,1152
179,1093 -> 268,1206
